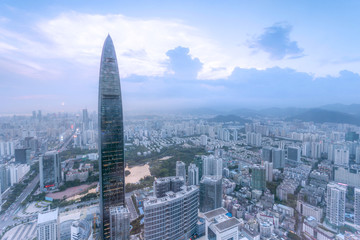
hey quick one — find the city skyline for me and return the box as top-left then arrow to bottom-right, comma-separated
1,1 -> 360,114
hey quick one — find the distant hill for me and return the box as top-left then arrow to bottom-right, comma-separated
320,103 -> 360,116
287,108 -> 360,125
208,114 -> 251,124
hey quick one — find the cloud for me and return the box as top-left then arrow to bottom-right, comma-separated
166,46 -> 203,79
249,23 -> 304,60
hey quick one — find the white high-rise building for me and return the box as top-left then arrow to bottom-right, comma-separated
202,155 -> 222,177
188,163 -> 199,186
334,148 -> 349,167
264,161 -> 273,182
355,188 -> 360,226
37,208 -> 60,240
200,135 -> 207,146
109,206 -> 130,240
144,185 -> 199,240
326,182 -> 346,226
246,132 -> 262,147
356,147 -> 360,164
176,161 -> 186,180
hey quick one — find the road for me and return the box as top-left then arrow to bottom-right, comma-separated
0,175 -> 39,233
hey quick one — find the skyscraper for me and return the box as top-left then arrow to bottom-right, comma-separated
251,165 -> 266,191
264,161 -> 273,182
39,151 -> 61,192
326,182 -> 346,226
98,35 -> 125,239
354,188 -> 360,226
262,146 -> 273,162
272,148 -> 285,169
199,175 -> 222,213
82,108 -> 89,130
144,185 -> 199,240
110,206 -> 130,240
188,163 -> 199,186
176,161 -> 186,180
37,208 -> 60,240
202,155 -> 223,177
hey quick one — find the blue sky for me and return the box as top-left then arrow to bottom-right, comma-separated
1,0 -> 360,114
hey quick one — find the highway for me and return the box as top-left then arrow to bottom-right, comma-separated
0,174 -> 39,233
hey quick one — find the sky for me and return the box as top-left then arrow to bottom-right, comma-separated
1,0 -> 360,114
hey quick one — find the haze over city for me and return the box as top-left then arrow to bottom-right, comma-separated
1,0 -> 360,114
2,1 -> 360,240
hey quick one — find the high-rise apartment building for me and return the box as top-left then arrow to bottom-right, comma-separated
39,151 -> 61,191
354,188 -> 360,226
188,163 -> 199,186
144,185 -> 199,240
334,148 -> 349,167
251,165 -> 266,191
110,206 -> 130,240
98,35 -> 126,239
37,208 -> 60,240
200,175 -> 222,213
202,155 -> 222,177
264,161 -> 273,182
326,182 -> 346,226
176,161 -> 186,180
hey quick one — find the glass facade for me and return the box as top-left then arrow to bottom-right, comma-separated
40,151 -> 61,191
98,35 -> 125,240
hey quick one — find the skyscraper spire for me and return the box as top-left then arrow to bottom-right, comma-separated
98,34 -> 125,240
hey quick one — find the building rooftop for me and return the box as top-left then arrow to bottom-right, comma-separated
144,185 -> 198,207
37,208 -> 58,224
215,217 -> 240,232
203,207 -> 227,220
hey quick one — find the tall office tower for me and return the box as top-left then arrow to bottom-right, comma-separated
334,148 -> 349,167
262,146 -> 273,162
176,161 -> 186,180
110,206 -> 130,240
98,35 -> 125,239
82,108 -> 89,130
39,151 -> 61,192
37,208 -> 60,240
144,185 -> 199,240
203,155 -> 223,177
287,146 -> 301,162
326,182 -> 346,226
188,163 -> 199,186
264,161 -> 273,182
15,148 -> 31,164
355,188 -> 360,226
251,165 -> 266,191
37,110 -> 42,121
0,164 -> 9,193
272,148 -> 285,169
32,110 -> 37,119
199,175 -> 222,213
153,176 -> 185,198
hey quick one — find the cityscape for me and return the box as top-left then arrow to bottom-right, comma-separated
1,1 -> 360,240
